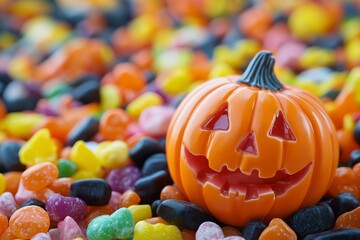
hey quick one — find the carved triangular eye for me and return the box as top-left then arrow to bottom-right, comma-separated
269,110 -> 296,141
202,103 -> 229,131
237,131 -> 258,155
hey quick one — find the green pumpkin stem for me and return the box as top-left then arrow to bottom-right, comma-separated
236,50 -> 284,91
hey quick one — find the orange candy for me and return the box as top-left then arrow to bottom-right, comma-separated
335,206 -> 360,229
118,190 -> 141,208
4,172 -> 22,195
85,205 -> 114,226
181,229 -> 196,240
259,218 -> 297,240
21,162 -> 59,191
328,167 -> 360,200
222,226 -> 241,237
100,108 -> 132,140
337,129 -> 360,163
9,206 -> 50,239
0,213 -> 8,236
160,185 -> 186,201
48,177 -> 73,196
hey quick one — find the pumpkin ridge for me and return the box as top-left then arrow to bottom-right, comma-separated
237,50 -> 283,91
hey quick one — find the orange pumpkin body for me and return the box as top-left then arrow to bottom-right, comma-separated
166,51 -> 339,226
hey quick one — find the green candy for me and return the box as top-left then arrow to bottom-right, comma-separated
87,208 -> 135,240
57,159 -> 78,178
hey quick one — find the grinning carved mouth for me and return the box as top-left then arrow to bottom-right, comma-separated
184,146 -> 312,201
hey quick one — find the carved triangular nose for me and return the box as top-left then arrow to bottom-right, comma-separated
237,131 -> 258,155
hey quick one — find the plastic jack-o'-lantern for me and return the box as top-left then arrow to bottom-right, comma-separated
166,51 -> 339,227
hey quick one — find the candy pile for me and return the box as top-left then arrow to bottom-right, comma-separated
0,0 -> 360,239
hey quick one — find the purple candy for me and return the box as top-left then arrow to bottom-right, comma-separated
46,194 -> 87,222
0,192 -> 17,218
106,166 -> 141,193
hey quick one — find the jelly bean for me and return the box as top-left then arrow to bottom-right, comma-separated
129,137 -> 165,168
66,117 -> 99,146
15,179 -> 54,205
48,228 -> 60,240
4,172 -> 22,195
195,221 -> 224,240
58,216 -> 86,240
110,63 -> 146,94
19,128 -> 58,165
71,75 -> 101,104
133,221 -> 182,240
106,165 -> 141,193
135,170 -> 173,204
328,192 -> 360,218
99,108 -> 132,140
144,217 -> 169,225
0,192 -> 17,218
241,220 -> 267,240
141,153 -> 168,177
0,173 -> 5,194
22,198 -> 46,210
157,199 -> 217,231
259,218 -> 297,240
126,92 -> 163,118
286,204 -> 335,239
303,229 -> 360,240
2,80 -> 41,113
70,141 -> 102,178
70,178 -> 112,206
208,62 -> 236,79
87,207 -> 134,240
151,199 -> 162,217
119,190 -> 141,208
160,185 -> 186,201
22,162 -> 58,191
138,106 -> 175,137
224,237 -> 245,240
57,159 -> 78,178
349,150 -> 360,167
9,206 -> 50,239
0,141 -> 26,172
94,140 -> 129,169
335,206 -> 360,229
129,204 -> 152,223
46,194 -> 87,222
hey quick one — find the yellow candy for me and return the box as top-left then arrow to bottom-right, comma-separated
0,113 -> 44,139
95,141 -> 129,169
70,141 -> 102,177
289,3 -> 331,40
299,47 -> 335,68
19,128 -> 58,165
133,221 -> 182,240
128,205 -> 152,224
344,67 -> 360,105
208,62 -> 236,79
0,173 -> 6,195
213,45 -> 238,68
345,38 -> 360,68
71,170 -> 100,180
343,114 -> 355,132
100,84 -> 122,110
341,18 -> 360,42
233,40 -> 261,69
126,92 -> 163,118
128,14 -> 158,45
162,68 -> 194,94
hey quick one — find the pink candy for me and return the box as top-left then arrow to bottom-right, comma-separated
195,222 -> 245,240
138,106 -> 175,137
